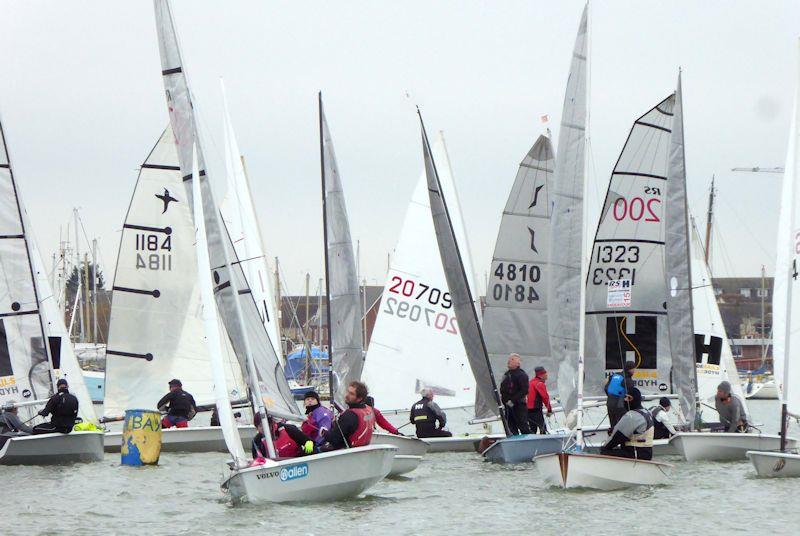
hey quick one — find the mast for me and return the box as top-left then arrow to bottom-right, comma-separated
92,238 -> 98,342
418,110 -> 510,435
304,272 -> 311,383
73,208 -> 83,342
704,176 -> 715,265
83,252 -> 90,342
274,256 -> 281,354
319,92 -> 336,409
761,264 -> 766,368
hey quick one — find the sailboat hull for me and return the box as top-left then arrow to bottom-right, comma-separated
420,434 -> 505,453
670,432 -> 797,462
0,431 -> 104,465
371,433 -> 428,475
104,425 -> 257,453
744,381 -> 779,400
536,452 -> 671,490
747,450 -> 800,477
482,434 -> 568,464
221,445 -> 396,504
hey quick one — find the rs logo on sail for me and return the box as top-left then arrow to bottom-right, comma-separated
280,464 -> 308,482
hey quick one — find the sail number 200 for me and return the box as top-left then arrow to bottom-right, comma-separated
135,233 -> 172,271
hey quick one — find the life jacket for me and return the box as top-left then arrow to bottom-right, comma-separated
273,426 -> 301,458
649,406 -> 670,439
347,406 -> 374,447
607,373 -> 626,398
625,409 -> 654,448
410,398 -> 437,425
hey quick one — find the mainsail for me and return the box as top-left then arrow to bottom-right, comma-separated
319,95 -> 363,406
419,113 -> 507,429
663,76 -> 698,423
584,95 -> 677,401
104,127 -> 245,416
154,0 -> 298,416
219,80 -> 282,358
362,134 -> 477,412
484,135 -> 555,408
0,118 -> 54,420
548,4 -> 588,414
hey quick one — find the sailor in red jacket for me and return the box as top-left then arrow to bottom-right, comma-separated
527,366 -> 553,434
365,396 -> 401,435
320,381 -> 375,451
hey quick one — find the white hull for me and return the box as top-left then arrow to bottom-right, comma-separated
747,450 -> 800,478
535,452 -> 671,490
419,434 -> 505,453
670,432 -> 797,462
371,432 -> 428,475
584,438 -> 676,457
0,432 -> 105,465
104,425 -> 257,453
222,445 -> 396,504
744,381 -> 779,400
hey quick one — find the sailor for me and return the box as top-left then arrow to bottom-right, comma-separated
650,397 -> 677,439
0,405 -> 34,447
715,381 -> 748,432
156,379 -> 197,429
604,360 -> 637,429
365,396 -> 402,435
32,379 -> 79,435
499,354 -> 531,435
320,381 -> 376,451
252,413 -> 314,459
527,366 -> 553,434
301,390 -> 334,446
600,388 -> 654,460
410,388 -> 452,438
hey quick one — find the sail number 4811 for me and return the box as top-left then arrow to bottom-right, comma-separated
135,233 -> 172,271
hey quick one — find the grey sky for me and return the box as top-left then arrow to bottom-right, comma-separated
0,1 -> 797,294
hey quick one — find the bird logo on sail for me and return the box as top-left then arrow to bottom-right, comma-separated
156,188 -> 178,214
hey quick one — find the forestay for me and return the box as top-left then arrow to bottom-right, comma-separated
219,80 -> 282,358
419,116 -> 505,424
362,134 -> 477,412
0,118 -> 53,421
548,4 -> 588,415
774,46 -> 800,417
663,78 -> 697,423
484,135 -> 555,402
319,98 -> 363,407
154,0 -> 298,417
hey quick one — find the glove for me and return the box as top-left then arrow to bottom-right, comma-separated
302,440 -> 314,455
38,410 -> 47,417
505,400 -> 514,408
546,411 -> 553,417
396,432 -> 405,436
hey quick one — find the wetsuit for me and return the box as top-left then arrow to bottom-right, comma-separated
500,367 -> 530,435
33,389 -> 78,434
410,397 -> 451,438
527,376 -> 551,434
601,408 -> 654,460
604,372 -> 635,429
157,389 -> 197,428
321,402 -> 375,450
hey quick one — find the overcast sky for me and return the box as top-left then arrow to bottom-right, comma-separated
1,1 -> 797,294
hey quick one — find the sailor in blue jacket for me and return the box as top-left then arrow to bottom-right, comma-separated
604,361 -> 636,429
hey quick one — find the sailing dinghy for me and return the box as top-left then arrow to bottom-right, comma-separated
480,133 -> 569,463
0,118 -> 103,465
318,94 -> 423,476
361,133 -> 492,453
536,7 -> 670,489
747,44 -> 800,476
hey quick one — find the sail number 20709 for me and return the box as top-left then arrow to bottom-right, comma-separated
135,233 -> 172,271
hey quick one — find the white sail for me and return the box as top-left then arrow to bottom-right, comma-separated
484,135 -> 555,403
362,135 -> 477,412
0,119 -> 53,420
192,144 -> 247,463
104,127 -> 245,417
154,0 -> 299,416
219,80 -> 282,358
774,41 -> 800,417
584,95 -> 676,402
548,4 -> 588,415
691,222 -> 748,411
29,237 -> 97,424
319,97 -> 363,406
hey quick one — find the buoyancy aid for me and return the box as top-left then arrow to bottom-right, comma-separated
607,373 -> 626,397
410,398 -> 437,425
272,424 -> 301,457
625,409 -> 655,448
347,406 -> 375,447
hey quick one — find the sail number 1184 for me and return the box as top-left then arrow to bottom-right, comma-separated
135,233 -> 172,271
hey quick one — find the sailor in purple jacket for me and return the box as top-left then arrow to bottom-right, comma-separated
300,390 -> 333,445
